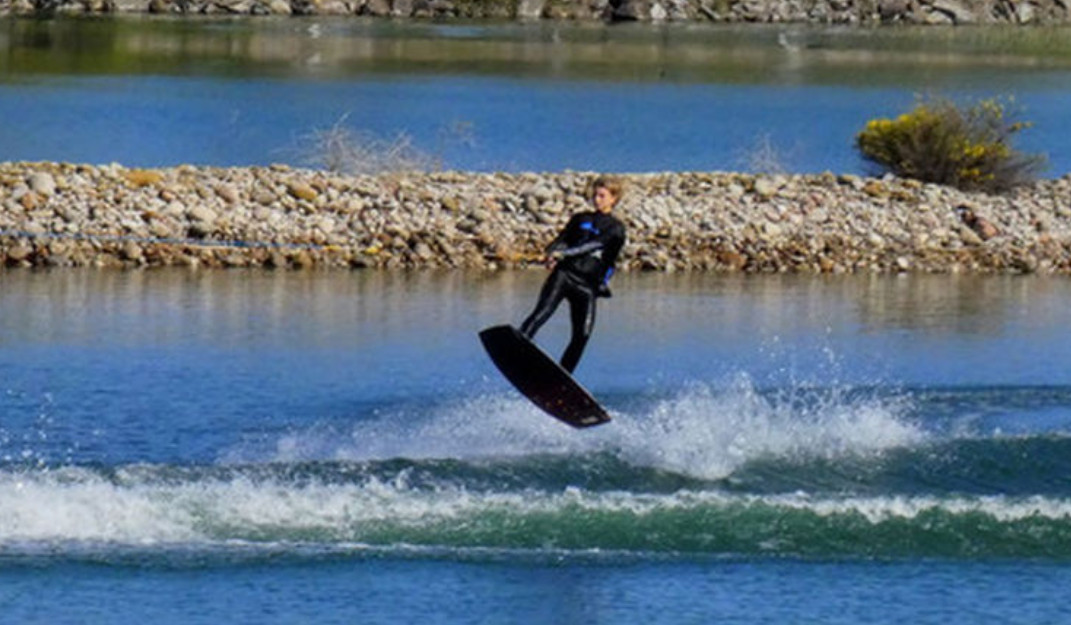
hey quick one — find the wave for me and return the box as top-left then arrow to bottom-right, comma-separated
6,380 -> 1071,563
726,435 -> 1071,497
4,452 -> 1071,562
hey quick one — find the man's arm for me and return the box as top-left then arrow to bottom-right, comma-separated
550,240 -> 604,259
544,214 -> 582,258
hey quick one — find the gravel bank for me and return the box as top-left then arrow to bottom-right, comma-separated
3,161 -> 1071,273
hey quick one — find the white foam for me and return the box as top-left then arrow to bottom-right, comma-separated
5,466 -> 1071,550
0,467 -> 197,544
233,372 -> 924,482
0,467 -> 569,547
607,374 -> 924,480
257,392 -> 595,465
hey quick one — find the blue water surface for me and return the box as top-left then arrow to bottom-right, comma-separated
2,75 -> 1067,174
4,558 -> 1071,625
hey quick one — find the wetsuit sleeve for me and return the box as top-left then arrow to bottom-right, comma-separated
555,240 -> 605,258
600,220 -> 626,281
544,214 -> 581,256
603,220 -> 625,260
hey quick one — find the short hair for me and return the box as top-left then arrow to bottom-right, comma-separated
591,175 -> 624,201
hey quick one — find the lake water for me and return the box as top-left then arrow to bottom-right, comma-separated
1,17 -> 1070,174
3,269 -> 1071,624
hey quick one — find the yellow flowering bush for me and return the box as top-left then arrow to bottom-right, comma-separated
855,96 -> 1045,193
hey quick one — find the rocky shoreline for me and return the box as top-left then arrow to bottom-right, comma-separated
2,0 -> 1070,25
3,161 -> 1071,274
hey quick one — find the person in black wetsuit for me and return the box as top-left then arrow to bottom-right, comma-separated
519,176 -> 627,374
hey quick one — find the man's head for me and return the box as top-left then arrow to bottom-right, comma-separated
591,175 -> 623,213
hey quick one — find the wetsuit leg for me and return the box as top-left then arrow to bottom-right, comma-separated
559,283 -> 597,373
519,269 -> 568,339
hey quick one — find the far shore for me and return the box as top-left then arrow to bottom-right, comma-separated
2,0 -> 1070,25
3,161 -> 1071,274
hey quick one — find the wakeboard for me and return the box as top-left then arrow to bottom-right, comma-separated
478,324 -> 611,428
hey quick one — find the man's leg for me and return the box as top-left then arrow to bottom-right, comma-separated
560,285 -> 597,373
520,270 -> 567,339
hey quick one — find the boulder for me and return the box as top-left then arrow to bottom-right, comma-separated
28,172 -> 57,196
929,0 -> 976,22
186,205 -> 218,224
516,0 -> 544,17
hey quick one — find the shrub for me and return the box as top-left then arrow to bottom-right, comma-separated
124,169 -> 164,188
297,114 -> 435,175
736,132 -> 793,175
295,114 -> 476,175
855,96 -> 1045,193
